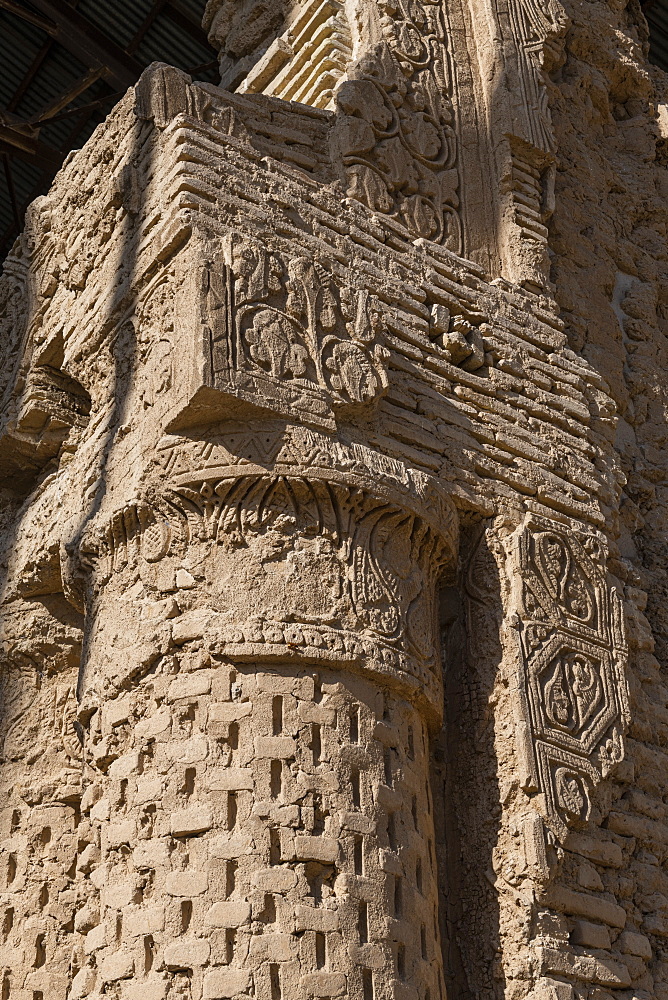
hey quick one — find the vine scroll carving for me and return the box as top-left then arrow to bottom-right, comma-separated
332,0 -> 462,249
169,236 -> 388,431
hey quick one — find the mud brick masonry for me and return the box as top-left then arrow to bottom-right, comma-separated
2,2 -> 668,1000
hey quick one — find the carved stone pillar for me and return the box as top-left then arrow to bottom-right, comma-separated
0,52 -> 634,1000
73,419 -> 457,1000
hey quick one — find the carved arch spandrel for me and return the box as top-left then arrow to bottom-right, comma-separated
466,514 -> 629,846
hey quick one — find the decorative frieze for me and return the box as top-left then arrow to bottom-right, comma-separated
169,238 -> 389,431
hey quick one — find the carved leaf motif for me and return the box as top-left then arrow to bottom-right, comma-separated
392,11 -> 430,65
569,653 -> 603,729
400,195 -> 440,242
554,767 -> 586,820
346,164 -> 394,213
231,238 -> 271,304
377,137 -> 419,193
337,79 -> 397,135
244,308 -> 309,379
333,0 -> 462,249
544,658 -> 572,729
543,649 -> 601,731
534,531 -> 595,623
352,513 -> 426,642
325,342 -> 382,404
399,110 -> 445,163
141,520 -> 171,563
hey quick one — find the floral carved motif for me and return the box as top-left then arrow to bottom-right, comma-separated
468,516 -> 629,842
332,0 -> 461,249
89,471 -> 456,713
169,474 -> 452,699
176,236 -> 389,431
515,515 -> 629,840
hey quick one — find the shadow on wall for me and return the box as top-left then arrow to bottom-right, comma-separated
203,0 -> 292,90
60,96 -> 153,701
433,523 -> 506,1000
0,85 -> 152,994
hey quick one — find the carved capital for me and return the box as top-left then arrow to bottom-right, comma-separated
83,424 -> 457,716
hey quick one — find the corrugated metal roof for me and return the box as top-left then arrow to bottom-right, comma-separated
645,0 -> 668,73
0,0 -> 217,263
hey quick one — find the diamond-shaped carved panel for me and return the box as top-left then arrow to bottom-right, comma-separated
526,634 -> 618,758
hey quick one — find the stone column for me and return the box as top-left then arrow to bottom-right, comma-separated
71,425 -> 457,1000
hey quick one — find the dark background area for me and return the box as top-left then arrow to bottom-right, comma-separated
0,0 -> 666,268
0,0 -> 216,264
644,0 -> 668,70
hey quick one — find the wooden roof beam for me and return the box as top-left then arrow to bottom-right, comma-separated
32,67 -> 105,124
2,154 -> 21,231
7,37 -> 52,113
3,0 -> 143,90
165,1 -> 213,49
0,126 -> 62,171
127,0 -> 168,54
0,0 -> 56,35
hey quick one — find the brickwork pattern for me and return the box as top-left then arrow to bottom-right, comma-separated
73,661 -> 443,1000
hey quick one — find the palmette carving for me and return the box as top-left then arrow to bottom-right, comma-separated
498,0 -> 568,282
178,236 -> 389,430
506,0 -> 568,156
88,470 -> 456,713
333,0 -> 461,248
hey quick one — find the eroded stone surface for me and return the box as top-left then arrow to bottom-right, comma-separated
0,2 -> 666,1000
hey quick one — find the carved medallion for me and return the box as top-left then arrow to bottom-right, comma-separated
468,515 -> 629,842
515,515 -> 629,840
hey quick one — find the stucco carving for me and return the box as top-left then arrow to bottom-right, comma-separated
466,517 -> 629,843
0,0 -> 653,995
332,0 -> 462,248
172,237 -> 389,431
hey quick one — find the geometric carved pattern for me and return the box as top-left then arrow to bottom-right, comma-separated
515,515 -> 629,840
465,517 -> 629,844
